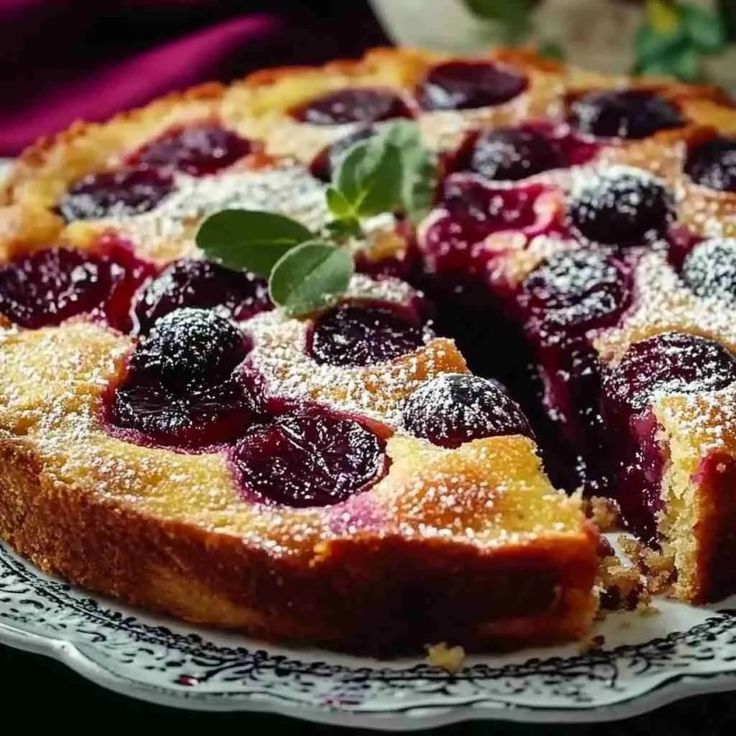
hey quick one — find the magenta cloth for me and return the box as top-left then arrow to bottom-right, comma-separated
0,1 -> 389,156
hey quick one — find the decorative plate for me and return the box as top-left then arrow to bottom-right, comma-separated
2,540 -> 736,729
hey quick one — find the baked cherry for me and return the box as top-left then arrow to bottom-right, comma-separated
604,331 -> 736,414
291,87 -> 412,125
568,89 -> 683,140
109,308 -> 258,446
0,246 -> 150,330
310,126 -> 376,181
461,127 -> 564,181
132,258 -> 270,335
602,331 -> 736,543
57,167 -> 174,222
421,177 -> 559,275
682,238 -> 736,300
682,238 -> 736,298
132,308 -> 248,390
127,123 -> 253,177
308,302 -> 428,367
568,167 -> 674,246
418,60 -> 527,111
684,136 -> 736,192
520,249 -> 631,333
232,406 -> 387,507
402,373 -> 532,448
110,376 -> 259,448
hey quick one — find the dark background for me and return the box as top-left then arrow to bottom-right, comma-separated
2,0 -> 736,728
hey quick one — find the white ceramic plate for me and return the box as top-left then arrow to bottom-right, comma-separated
2,540 -> 736,729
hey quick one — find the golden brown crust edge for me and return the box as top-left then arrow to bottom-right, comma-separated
0,434 -> 597,655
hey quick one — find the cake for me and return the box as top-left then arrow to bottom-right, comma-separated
1,46 -> 735,654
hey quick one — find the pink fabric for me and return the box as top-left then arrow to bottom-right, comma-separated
0,2 -> 388,155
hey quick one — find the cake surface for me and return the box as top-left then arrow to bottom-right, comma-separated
1,46 -> 736,654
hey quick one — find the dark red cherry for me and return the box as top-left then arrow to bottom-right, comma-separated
568,168 -> 674,246
418,60 -> 527,111
132,258 -> 270,335
110,375 -> 260,448
520,250 -> 632,333
603,331 -> 736,414
0,246 -> 149,330
684,136 -> 736,192
310,126 -> 376,181
232,407 -> 387,507
132,308 -> 248,390
109,308 -> 259,447
57,167 -> 174,222
421,177 -> 559,275
441,176 -> 552,234
682,238 -> 736,299
569,90 -> 683,140
308,302 -> 428,367
401,373 -> 532,448
461,127 -> 564,181
291,87 -> 412,125
127,123 -> 253,176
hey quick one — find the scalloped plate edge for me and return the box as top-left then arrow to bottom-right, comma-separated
2,620 -> 736,729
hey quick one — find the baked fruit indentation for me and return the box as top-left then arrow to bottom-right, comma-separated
231,405 -> 388,507
568,89 -> 684,140
132,258 -> 270,335
109,308 -> 261,447
307,301 -> 429,367
0,246 -> 152,330
603,331 -> 736,415
291,88 -> 413,125
418,60 -> 527,111
681,238 -> 736,300
519,250 -> 633,334
684,136 -> 736,192
567,167 -> 674,246
455,126 -> 564,181
421,176 -> 560,274
401,373 -> 533,448
127,122 -> 254,176
57,167 -> 175,222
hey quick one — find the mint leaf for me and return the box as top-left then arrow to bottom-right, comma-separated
196,210 -> 313,277
324,217 -> 363,240
335,140 -> 403,217
325,186 -> 354,219
332,120 -> 438,224
377,120 -> 439,222
268,241 -> 354,317
634,24 -> 684,67
681,3 -> 726,52
537,40 -> 566,62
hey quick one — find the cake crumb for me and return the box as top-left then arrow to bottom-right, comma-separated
598,555 -> 645,610
579,634 -> 606,653
619,536 -> 675,596
585,496 -> 621,532
636,599 -> 660,616
641,547 -> 676,595
426,642 -> 466,673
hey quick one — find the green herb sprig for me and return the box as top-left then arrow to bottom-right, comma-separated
196,120 -> 437,317
634,0 -> 727,82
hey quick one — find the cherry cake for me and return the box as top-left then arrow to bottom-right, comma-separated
1,47 -> 736,655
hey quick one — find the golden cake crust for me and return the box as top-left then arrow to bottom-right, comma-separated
0,320 -> 598,653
